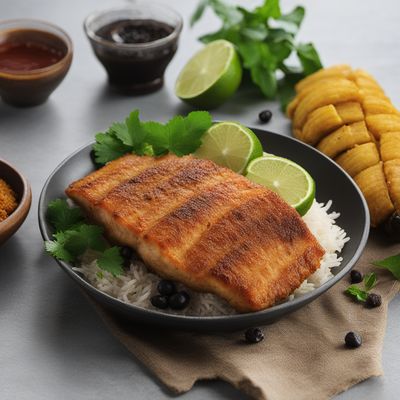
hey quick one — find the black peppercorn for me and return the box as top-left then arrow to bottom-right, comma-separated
350,269 -> 363,284
344,331 -> 362,348
157,280 -> 177,296
366,293 -> 382,308
258,110 -> 272,123
244,327 -> 264,344
168,291 -> 190,310
151,295 -> 169,309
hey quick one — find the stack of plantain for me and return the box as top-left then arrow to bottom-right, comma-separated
287,65 -> 400,231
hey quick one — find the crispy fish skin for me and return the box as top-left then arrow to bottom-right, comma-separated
66,154 -> 325,312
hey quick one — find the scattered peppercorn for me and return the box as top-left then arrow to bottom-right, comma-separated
344,331 -> 362,348
244,327 -> 264,344
168,291 -> 190,310
258,110 -> 272,123
157,280 -> 177,296
366,293 -> 382,308
151,295 -> 169,309
350,269 -> 363,284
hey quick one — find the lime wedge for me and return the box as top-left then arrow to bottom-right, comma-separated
245,156 -> 315,216
194,122 -> 263,174
175,40 -> 242,109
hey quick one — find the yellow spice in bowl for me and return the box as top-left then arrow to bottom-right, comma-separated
0,179 -> 17,222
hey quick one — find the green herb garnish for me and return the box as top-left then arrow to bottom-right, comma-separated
346,272 -> 378,302
93,110 -> 212,165
45,199 -> 124,276
190,0 -> 323,109
373,254 -> 400,280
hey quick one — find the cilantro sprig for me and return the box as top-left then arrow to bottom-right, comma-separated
45,199 -> 123,276
346,272 -> 377,302
93,110 -> 212,165
191,0 -> 323,109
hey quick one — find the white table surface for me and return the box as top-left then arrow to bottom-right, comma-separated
1,0 -> 399,399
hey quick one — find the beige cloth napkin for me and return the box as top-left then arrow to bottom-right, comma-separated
89,231 -> 399,400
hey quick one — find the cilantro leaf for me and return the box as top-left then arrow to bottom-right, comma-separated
47,199 -> 84,231
296,42 -> 323,75
45,199 -> 124,277
373,254 -> 400,280
256,0 -> 281,20
363,272 -> 377,291
167,112 -> 213,156
279,6 -> 305,29
93,132 -> 131,164
142,121 -> 169,155
251,65 -> 277,98
66,225 -> 106,255
346,285 -> 368,302
93,110 -> 212,165
97,247 -> 124,277
208,0 -> 243,27
190,0 -> 208,27
45,233 -> 74,262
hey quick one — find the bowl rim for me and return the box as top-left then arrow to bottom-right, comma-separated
38,131 -> 370,324
83,2 -> 183,50
0,157 -> 32,230
0,18 -> 73,78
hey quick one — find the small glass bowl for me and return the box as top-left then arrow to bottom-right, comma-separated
84,2 -> 183,94
0,19 -> 73,107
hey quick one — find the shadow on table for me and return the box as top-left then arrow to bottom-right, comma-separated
31,257 -> 250,399
0,99 -> 61,135
0,236 -> 28,309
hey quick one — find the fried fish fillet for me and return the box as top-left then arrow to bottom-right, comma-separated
66,154 -> 325,312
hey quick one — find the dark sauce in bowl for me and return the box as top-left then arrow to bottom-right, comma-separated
96,19 -> 173,44
85,13 -> 181,94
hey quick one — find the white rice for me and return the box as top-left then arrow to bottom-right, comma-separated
73,200 -> 349,316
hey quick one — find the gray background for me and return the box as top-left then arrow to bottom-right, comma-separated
0,0 -> 399,399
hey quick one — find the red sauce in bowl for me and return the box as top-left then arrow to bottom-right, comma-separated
0,29 -> 66,72
0,40 -> 64,72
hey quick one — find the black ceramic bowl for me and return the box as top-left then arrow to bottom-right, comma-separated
38,129 -> 369,331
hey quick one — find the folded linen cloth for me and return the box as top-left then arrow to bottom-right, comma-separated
89,231 -> 399,400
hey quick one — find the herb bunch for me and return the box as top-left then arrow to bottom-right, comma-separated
45,199 -> 124,276
191,0 -> 323,109
94,110 -> 212,165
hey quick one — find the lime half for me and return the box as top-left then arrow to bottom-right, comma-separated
194,122 -> 263,174
175,40 -> 242,109
245,156 -> 315,216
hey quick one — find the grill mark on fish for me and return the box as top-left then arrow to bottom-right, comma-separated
185,190 -> 310,276
129,160 -> 236,231
144,177 -> 261,253
102,156 -> 192,203
67,154 -> 156,205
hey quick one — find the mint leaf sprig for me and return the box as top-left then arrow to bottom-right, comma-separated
346,272 -> 377,302
191,0 -> 323,110
45,199 -> 124,277
373,254 -> 400,280
93,110 -> 212,165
